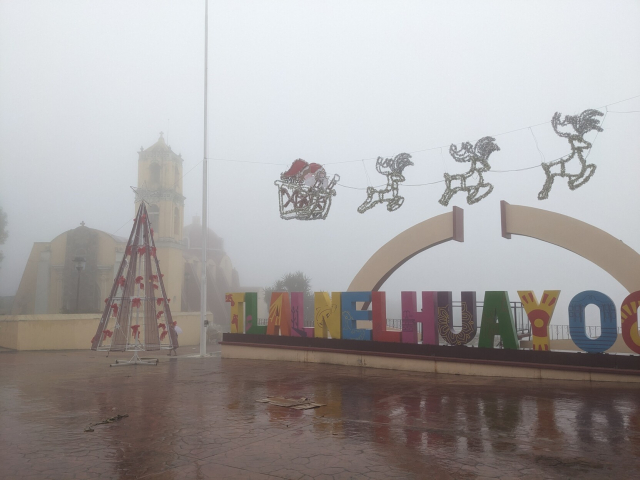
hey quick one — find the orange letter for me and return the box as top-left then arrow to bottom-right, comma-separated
267,292 -> 291,336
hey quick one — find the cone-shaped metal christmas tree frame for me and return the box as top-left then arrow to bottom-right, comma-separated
91,202 -> 178,365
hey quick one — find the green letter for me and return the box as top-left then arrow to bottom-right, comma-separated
478,291 -> 519,349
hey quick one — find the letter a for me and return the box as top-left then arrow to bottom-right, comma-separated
478,291 -> 519,349
267,292 -> 291,336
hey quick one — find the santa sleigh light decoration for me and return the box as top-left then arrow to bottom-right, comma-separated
275,159 -> 339,220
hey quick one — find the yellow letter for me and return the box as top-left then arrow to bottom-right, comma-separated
517,291 -> 560,351
225,293 -> 245,333
314,292 -> 342,339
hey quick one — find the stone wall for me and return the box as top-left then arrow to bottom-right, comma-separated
519,335 -> 634,354
0,312 -> 211,351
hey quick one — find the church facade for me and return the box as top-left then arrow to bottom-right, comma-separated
12,134 -> 240,324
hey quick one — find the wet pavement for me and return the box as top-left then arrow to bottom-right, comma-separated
1,349 -> 639,479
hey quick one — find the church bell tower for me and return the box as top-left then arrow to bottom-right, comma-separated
135,132 -> 185,308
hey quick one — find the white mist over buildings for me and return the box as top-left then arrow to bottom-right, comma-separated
0,0 -> 639,326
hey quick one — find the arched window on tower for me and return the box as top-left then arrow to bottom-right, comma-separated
150,163 -> 161,185
148,204 -> 160,231
174,207 -> 180,236
174,166 -> 180,188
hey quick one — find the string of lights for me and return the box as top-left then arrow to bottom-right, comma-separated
334,149 -> 604,190
112,94 -> 639,230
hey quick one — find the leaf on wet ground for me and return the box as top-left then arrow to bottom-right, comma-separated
84,413 -> 129,432
256,397 -> 325,410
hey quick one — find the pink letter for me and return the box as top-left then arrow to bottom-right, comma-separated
401,291 -> 438,345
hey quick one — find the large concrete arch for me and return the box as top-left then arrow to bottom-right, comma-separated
347,207 -> 464,292
501,201 -> 640,293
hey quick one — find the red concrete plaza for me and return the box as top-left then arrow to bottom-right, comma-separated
1,349 -> 639,479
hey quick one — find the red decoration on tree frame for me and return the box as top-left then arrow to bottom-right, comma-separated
90,202 -> 179,365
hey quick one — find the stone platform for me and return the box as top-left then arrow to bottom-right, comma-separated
221,334 -> 640,383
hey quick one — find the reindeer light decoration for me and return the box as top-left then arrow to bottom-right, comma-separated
439,136 -> 500,206
538,109 -> 604,200
357,153 -> 414,213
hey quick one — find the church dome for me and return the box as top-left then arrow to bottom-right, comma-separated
182,217 -> 226,261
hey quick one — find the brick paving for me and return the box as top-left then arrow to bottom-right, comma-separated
1,349 -> 639,479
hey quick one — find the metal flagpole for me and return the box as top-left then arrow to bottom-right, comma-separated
200,0 -> 209,357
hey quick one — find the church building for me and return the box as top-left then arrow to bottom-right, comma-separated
12,133 -> 240,324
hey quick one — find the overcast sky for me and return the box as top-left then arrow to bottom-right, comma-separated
1,0 -> 639,324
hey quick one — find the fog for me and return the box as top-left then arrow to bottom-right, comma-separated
1,0 -> 639,325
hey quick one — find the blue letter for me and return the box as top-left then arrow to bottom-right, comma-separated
341,292 -> 372,341
569,291 -> 617,353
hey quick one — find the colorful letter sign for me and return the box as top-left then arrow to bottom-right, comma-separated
314,292 -> 342,339
290,292 -> 307,337
569,291 -> 617,353
225,293 -> 245,334
518,290 -> 560,351
401,291 -> 438,345
244,292 -> 267,335
478,291 -> 518,349
267,292 -> 291,336
620,291 -> 640,354
225,289 -> 640,357
341,292 -> 372,341
372,291 -> 401,343
436,291 -> 478,346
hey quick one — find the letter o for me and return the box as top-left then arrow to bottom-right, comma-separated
568,291 -> 617,353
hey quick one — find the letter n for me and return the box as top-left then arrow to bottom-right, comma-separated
314,292 -> 341,339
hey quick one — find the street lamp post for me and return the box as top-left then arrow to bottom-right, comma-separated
73,256 -> 86,313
